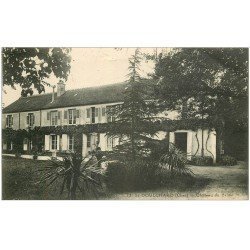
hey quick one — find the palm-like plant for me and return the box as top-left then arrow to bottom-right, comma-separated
36,153 -> 105,199
159,143 -> 194,176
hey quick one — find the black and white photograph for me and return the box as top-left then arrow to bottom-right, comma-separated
0,1 -> 250,250
2,48 -> 248,200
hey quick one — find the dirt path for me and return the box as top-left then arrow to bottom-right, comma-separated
109,162 -> 248,200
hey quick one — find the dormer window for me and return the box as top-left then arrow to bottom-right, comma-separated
6,115 -> 13,128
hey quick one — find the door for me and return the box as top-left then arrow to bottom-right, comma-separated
175,132 -> 187,153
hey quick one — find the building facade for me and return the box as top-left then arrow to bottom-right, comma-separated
2,81 -> 217,162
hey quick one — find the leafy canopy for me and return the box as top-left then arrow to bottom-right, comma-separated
154,48 -> 248,127
2,48 -> 71,96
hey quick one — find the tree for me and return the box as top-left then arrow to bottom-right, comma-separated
153,48 -> 248,159
2,48 -> 71,96
108,48 -> 158,161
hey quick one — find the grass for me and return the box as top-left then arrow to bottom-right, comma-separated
2,157 -> 49,200
2,156 -> 105,200
2,156 -> 248,200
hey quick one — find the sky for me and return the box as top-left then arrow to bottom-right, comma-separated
2,48 -> 157,107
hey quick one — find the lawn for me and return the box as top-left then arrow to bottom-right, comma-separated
2,156 -> 108,200
2,156 -> 63,200
1,156 -> 248,200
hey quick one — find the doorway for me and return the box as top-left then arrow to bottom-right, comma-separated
174,132 -> 187,153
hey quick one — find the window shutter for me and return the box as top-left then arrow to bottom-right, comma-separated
33,114 -> 35,125
87,108 -> 90,118
11,116 -> 13,126
102,107 -> 106,116
64,110 -> 68,119
45,135 -> 50,151
95,108 -> 99,117
61,134 -> 68,151
98,108 -> 101,122
47,112 -> 50,120
6,116 -> 8,127
57,135 -> 60,150
76,109 -> 80,118
81,109 -> 85,120
58,111 -> 61,119
27,115 -> 29,125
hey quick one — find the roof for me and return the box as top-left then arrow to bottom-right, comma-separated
2,93 -> 57,113
43,82 -> 128,110
3,80 -> 155,114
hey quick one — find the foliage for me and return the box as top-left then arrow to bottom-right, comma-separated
144,137 -> 169,161
2,48 -> 71,96
105,161 -> 127,192
190,156 -> 213,166
105,159 -> 158,192
154,48 -> 248,121
153,48 -> 248,158
107,48 -> 159,160
159,143 -> 193,176
219,155 -> 237,166
126,159 -> 158,190
36,153 -> 105,199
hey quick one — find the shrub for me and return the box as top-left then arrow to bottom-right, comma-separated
105,159 -> 158,192
37,153 -> 105,199
219,155 -> 237,166
159,143 -> 193,176
105,161 -> 127,192
105,144 -> 196,193
126,159 -> 158,190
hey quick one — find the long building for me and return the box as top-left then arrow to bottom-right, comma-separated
2,81 -> 217,162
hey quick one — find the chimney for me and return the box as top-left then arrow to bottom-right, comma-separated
57,80 -> 66,97
52,85 -> 56,102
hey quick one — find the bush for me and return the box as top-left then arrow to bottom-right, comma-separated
191,156 -> 213,166
160,143 -> 193,175
105,159 -> 158,192
219,155 -> 237,166
105,161 -> 127,192
126,159 -> 158,190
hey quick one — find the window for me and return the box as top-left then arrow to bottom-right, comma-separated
68,109 -> 76,125
107,135 -> 115,150
87,134 -> 91,147
6,115 -> 13,128
51,135 -> 57,150
27,113 -> 35,127
106,106 -> 116,123
68,135 -> 74,151
51,111 -> 58,126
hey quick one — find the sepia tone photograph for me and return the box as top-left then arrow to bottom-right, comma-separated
1,47 -> 248,200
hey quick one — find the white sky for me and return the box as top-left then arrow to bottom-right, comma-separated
2,48 -> 157,107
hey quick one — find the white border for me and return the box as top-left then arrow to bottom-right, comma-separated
1,1 -> 250,250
